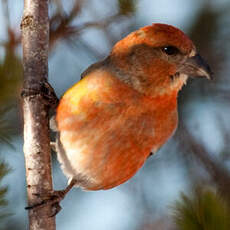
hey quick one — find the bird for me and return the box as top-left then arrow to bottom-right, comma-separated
55,23 -> 212,192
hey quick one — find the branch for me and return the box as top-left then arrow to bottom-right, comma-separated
49,12 -> 129,49
21,0 -> 55,229
176,123 -> 230,205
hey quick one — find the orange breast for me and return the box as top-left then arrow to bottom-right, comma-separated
56,70 -> 178,190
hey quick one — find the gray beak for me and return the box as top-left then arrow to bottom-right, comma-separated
179,54 -> 213,80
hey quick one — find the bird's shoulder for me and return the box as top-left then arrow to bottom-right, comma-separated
80,57 -> 110,79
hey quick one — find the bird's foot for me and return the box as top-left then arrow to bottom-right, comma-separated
21,79 -> 59,109
50,141 -> 57,152
25,190 -> 66,217
25,179 -> 77,216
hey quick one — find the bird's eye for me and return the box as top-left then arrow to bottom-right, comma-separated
162,46 -> 180,55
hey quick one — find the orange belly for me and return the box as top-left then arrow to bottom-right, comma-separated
56,71 -> 178,190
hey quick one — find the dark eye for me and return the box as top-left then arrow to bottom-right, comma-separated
162,46 -> 180,55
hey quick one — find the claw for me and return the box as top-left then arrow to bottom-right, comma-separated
25,179 -> 77,216
50,142 -> 57,152
50,203 -> 62,217
41,81 -> 59,108
21,79 -> 59,109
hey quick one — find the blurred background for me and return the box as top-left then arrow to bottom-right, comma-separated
0,0 -> 230,229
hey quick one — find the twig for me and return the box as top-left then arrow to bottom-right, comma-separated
176,123 -> 230,205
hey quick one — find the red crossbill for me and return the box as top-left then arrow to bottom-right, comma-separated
56,23 -> 212,191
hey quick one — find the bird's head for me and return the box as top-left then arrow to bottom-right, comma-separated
110,23 -> 212,97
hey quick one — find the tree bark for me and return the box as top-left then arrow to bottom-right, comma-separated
21,0 -> 56,229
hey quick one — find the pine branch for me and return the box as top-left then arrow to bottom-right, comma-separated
172,187 -> 230,230
176,123 -> 230,206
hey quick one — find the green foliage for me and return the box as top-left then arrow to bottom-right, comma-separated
118,0 -> 136,15
0,43 -> 23,105
0,39 -> 23,144
0,107 -> 15,146
172,187 -> 230,230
